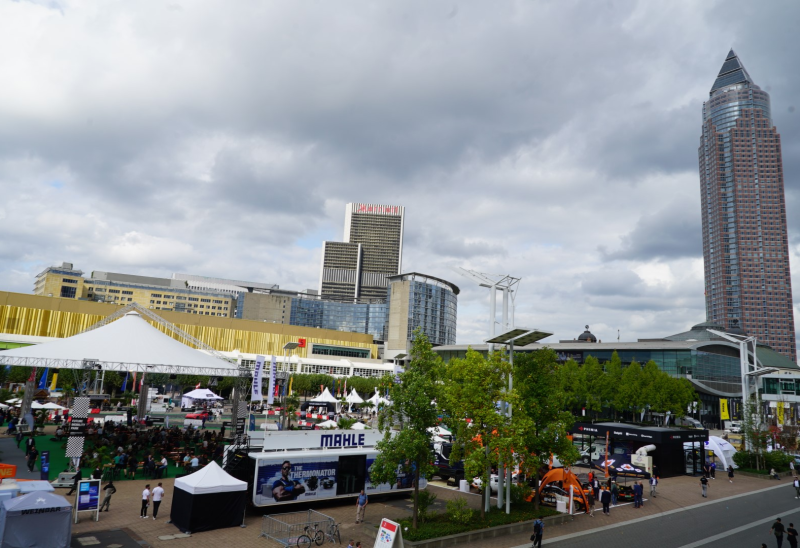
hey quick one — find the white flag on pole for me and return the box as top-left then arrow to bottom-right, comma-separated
267,356 -> 277,405
252,355 -> 265,402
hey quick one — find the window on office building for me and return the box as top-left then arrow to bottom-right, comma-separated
60,286 -> 77,298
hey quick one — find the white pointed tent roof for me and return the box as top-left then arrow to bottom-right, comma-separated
345,388 -> 364,404
182,388 -> 223,401
0,311 -> 238,376
174,461 -> 247,495
309,388 -> 340,404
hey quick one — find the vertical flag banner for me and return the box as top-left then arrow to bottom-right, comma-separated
252,355 -> 265,402
27,367 -> 37,383
719,399 -> 730,420
777,401 -> 785,425
49,372 -> 58,392
132,372 -> 137,392
267,356 -> 277,406
37,367 -> 49,391
288,376 -> 293,396
121,372 -> 129,392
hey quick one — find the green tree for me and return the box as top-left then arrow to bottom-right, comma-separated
616,360 -> 642,420
439,349 -> 511,519
513,349 -> 580,509
602,352 -> 624,418
582,357 -> 604,419
557,359 -> 584,413
369,330 -> 442,530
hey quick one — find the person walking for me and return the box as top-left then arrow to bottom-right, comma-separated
99,481 -> 116,512
793,477 -> 800,499
771,517 -> 786,548
586,490 -> 595,517
24,435 -> 35,458
611,481 -> 618,506
356,489 -> 368,523
649,476 -> 658,498
710,461 -> 716,479
140,484 -> 151,519
634,481 -> 644,508
787,522 -> 798,548
66,468 -> 82,496
600,486 -> 612,515
531,516 -> 544,548
700,475 -> 709,498
592,476 -> 600,500
152,483 -> 165,520
728,465 -> 734,483
26,446 -> 38,472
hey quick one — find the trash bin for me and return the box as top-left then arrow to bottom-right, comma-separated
459,480 -> 469,493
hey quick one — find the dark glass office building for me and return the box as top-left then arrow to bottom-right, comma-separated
699,49 -> 796,361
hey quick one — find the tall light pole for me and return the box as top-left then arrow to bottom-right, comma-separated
486,328 -> 553,514
706,329 -> 774,451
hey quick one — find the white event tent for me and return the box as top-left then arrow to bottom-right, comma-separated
181,388 -> 223,408
0,311 -> 238,377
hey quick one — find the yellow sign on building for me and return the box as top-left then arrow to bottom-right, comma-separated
720,398 -> 730,420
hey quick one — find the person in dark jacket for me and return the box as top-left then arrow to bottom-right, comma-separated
66,468 -> 82,496
600,485 -> 612,515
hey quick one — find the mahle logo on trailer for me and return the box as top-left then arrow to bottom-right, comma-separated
320,433 -> 366,448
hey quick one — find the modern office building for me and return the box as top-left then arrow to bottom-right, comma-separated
34,263 -> 236,318
290,297 -> 389,342
320,203 -> 404,302
698,49 -> 796,361
386,273 -> 458,358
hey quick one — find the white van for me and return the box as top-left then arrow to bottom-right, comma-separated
675,416 -> 703,429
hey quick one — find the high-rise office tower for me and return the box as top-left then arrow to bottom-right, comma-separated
319,203 -> 405,302
699,49 -> 796,361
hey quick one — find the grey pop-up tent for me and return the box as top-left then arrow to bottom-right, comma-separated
0,491 -> 72,548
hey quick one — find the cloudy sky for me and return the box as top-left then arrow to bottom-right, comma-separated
1,0 -> 799,346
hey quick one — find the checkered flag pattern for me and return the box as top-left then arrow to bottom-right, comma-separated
65,436 -> 85,458
71,397 -> 90,418
237,402 -> 247,417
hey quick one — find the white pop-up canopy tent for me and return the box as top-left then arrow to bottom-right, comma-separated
0,311 -> 237,377
170,461 -> 247,534
345,388 -> 364,412
310,388 -> 339,403
317,419 -> 339,429
367,389 -> 390,406
180,388 -> 223,409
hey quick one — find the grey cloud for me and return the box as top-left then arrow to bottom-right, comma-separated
600,200 -> 702,262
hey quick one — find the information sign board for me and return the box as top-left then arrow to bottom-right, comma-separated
373,518 -> 403,548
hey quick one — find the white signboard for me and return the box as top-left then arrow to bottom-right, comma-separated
373,518 -> 403,548
262,430 -> 387,451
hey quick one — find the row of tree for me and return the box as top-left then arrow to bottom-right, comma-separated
370,331 -> 698,529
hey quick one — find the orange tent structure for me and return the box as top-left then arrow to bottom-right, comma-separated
528,468 -> 590,512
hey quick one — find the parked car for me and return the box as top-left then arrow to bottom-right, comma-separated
675,416 -> 703,429
728,421 -> 742,433
472,473 -> 519,494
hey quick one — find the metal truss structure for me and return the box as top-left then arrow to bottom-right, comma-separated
0,356 -> 243,378
78,302 -> 235,363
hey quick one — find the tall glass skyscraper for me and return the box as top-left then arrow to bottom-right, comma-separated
699,49 -> 796,361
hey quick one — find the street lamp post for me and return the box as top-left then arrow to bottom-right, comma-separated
485,328 -> 553,514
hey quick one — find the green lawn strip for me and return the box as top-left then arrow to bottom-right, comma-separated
400,505 -> 560,542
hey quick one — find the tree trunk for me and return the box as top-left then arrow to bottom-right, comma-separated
533,472 -> 540,510
412,467 -> 420,529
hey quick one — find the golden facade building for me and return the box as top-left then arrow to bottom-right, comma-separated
0,291 -> 378,358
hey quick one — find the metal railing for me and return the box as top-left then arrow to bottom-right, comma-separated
260,509 -> 335,546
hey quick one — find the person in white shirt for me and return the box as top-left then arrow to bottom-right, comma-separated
140,485 -> 151,518
157,455 -> 168,479
152,483 -> 165,520
190,455 -> 199,468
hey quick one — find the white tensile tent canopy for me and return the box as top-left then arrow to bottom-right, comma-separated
350,422 -> 370,430
367,389 -> 390,406
310,388 -> 339,403
317,419 -> 338,429
0,311 -> 237,376
345,388 -> 364,404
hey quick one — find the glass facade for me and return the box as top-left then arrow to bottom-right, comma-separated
390,279 -> 457,347
290,298 -> 388,341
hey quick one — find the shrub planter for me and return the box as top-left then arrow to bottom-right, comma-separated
402,513 -> 574,548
